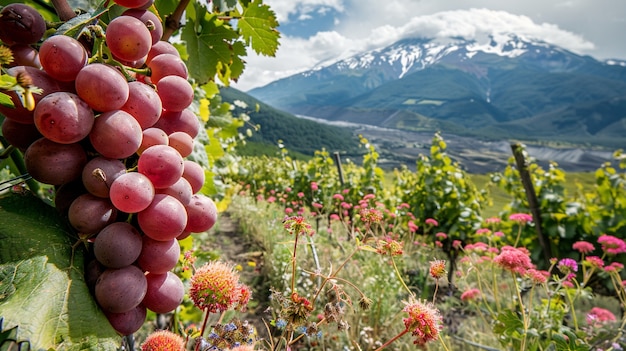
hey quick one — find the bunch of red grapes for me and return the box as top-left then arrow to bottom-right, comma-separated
0,2 -> 217,335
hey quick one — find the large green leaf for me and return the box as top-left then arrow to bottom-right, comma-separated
0,194 -> 120,351
237,0 -> 280,56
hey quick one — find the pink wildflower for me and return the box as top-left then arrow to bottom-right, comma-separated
329,213 -> 340,221
267,196 -> 276,203
312,202 -> 323,209
285,207 -> 293,214
435,232 -> 447,240
311,182 -> 318,191
493,231 -> 504,238
464,242 -> 489,252
557,258 -> 578,274
452,240 -> 462,249
425,218 -> 438,226
285,187 -> 292,192
525,269 -> 549,284
493,246 -> 534,274
476,228 -> 491,235
485,217 -> 501,224
408,220 -> 418,233
573,241 -> 595,254
297,192 -> 304,198
362,193 -> 376,201
598,234 -> 626,255
605,262 -> 624,272
332,193 -> 344,201
584,256 -> 604,269
586,307 -> 617,326
376,237 -> 403,256
283,216 -> 315,236
460,288 -> 481,301
341,202 -> 352,209
360,208 -> 383,224
402,299 -> 443,347
509,213 -> 533,224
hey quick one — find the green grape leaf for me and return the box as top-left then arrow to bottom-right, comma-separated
0,92 -> 14,108
182,6 -> 239,85
237,0 -> 280,56
0,194 -> 120,351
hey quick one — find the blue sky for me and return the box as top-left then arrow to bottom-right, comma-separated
233,0 -> 626,91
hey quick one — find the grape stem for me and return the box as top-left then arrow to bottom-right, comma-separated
51,0 -> 77,21
162,0 -> 191,41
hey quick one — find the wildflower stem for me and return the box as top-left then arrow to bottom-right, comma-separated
288,317 -> 327,346
438,333 -> 452,351
433,280 -> 439,304
372,328 -> 409,351
199,308 -> 211,338
311,246 -> 361,304
512,272 -> 528,351
291,233 -> 300,294
391,257 -> 413,297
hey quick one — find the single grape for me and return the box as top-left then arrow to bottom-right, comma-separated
89,110 -> 143,159
68,193 -> 118,234
109,172 -> 155,213
94,222 -> 143,268
24,138 -> 87,185
34,92 -> 94,144
137,236 -> 180,274
137,145 -> 184,189
84,258 -> 106,294
142,272 -> 184,314
137,127 -> 168,155
75,63 -> 129,112
9,44 -> 41,68
82,157 -> 127,198
147,53 -> 187,84
1,118 -> 41,151
168,131 -> 193,157
120,81 -> 162,129
122,9 -> 163,45
182,160 -> 205,193
113,0 -> 151,9
153,109 -> 200,137
157,75 -> 194,112
106,16 -> 152,62
95,265 -> 147,313
39,35 -> 89,82
137,194 -> 187,241
104,304 -> 147,336
156,177 -> 192,206
0,3 -> 46,45
146,40 -> 180,64
185,194 -> 218,233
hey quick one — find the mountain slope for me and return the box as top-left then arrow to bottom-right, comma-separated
219,87 -> 359,155
248,35 -> 626,148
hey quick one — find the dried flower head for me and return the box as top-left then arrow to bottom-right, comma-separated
376,236 -> 403,256
141,330 -> 185,351
359,207 -> 383,224
429,260 -> 447,280
189,261 -> 242,313
0,45 -> 14,66
402,298 -> 443,346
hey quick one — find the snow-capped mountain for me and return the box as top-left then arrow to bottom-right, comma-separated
248,34 -> 626,148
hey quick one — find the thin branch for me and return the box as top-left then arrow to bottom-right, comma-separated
162,0 -> 191,41
51,0 -> 77,21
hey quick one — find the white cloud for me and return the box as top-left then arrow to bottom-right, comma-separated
233,8 -> 596,91
265,0 -> 345,23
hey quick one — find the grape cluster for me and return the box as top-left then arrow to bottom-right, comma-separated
0,2 -> 218,335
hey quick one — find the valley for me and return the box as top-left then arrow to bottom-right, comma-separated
298,115 -> 615,173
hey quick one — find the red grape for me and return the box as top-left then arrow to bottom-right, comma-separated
75,63 -> 129,112
138,194 -> 187,241
156,177 -> 192,206
1,118 -> 41,151
142,272 -> 184,313
185,194 -> 218,233
120,81 -> 162,129
168,131 -> 193,157
0,4 -> 46,45
68,193 -> 118,234
182,160 -> 205,193
122,9 -> 163,45
9,44 -> 41,68
89,110 -> 143,159
106,16 -> 152,62
137,236 -> 180,274
154,108 -> 200,137
34,92 -> 94,144
113,0 -> 151,9
109,172 -> 155,213
104,304 -> 147,336
95,265 -> 147,313
138,127 -> 168,154
146,40 -> 180,64
94,222 -> 143,268
81,157 -> 127,198
147,53 -> 187,83
39,35 -> 89,82
24,138 -> 87,185
157,75 -> 194,112
137,145 -> 184,189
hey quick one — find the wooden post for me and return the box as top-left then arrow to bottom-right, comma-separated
333,151 -> 345,186
510,143 -> 552,265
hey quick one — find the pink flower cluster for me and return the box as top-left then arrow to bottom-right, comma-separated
509,213 -> 533,224
493,246 -> 534,274
598,234 -> 626,255
586,307 -> 617,326
402,299 -> 443,346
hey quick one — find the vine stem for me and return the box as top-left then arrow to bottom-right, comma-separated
51,0 -> 76,21
162,0 -> 191,41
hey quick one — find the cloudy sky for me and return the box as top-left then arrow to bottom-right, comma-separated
232,0 -> 626,91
